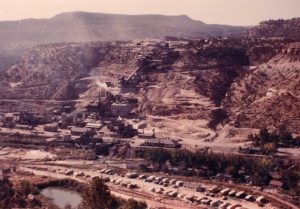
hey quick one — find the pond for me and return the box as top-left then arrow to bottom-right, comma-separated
41,187 -> 82,209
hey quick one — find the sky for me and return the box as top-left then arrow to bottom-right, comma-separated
0,0 -> 299,26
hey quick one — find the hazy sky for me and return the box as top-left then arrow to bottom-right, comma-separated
0,0 -> 299,25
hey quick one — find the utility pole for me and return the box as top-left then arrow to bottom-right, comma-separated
192,185 -> 195,201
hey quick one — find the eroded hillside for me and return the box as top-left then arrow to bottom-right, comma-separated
1,38 -> 299,141
1,43 -> 104,100
224,43 -> 300,133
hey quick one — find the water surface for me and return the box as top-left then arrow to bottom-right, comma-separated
41,187 -> 82,208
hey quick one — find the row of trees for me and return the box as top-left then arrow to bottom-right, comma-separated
249,126 -> 300,148
137,147 -> 300,190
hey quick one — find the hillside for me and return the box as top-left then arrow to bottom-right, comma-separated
0,12 -> 248,72
1,37 -> 299,138
223,42 -> 300,132
248,18 -> 300,40
1,42 -> 103,100
0,12 -> 247,46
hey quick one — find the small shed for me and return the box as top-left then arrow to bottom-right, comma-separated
71,127 -> 88,136
44,123 -> 58,132
86,123 -> 102,130
269,180 -> 283,188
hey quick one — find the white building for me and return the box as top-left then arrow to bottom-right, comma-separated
111,103 -> 133,117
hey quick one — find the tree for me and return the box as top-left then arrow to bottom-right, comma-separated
252,158 -> 273,186
80,178 -> 147,209
259,128 -> 270,144
20,180 -> 39,195
0,177 -> 15,209
81,177 -> 118,209
278,125 -> 293,144
225,165 -> 238,177
294,136 -> 300,147
262,143 -> 277,155
282,169 -> 299,190
120,199 -> 147,209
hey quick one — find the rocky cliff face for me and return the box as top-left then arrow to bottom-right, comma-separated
1,38 -> 299,134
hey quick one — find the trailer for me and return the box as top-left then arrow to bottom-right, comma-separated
220,188 -> 231,196
235,191 -> 246,198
